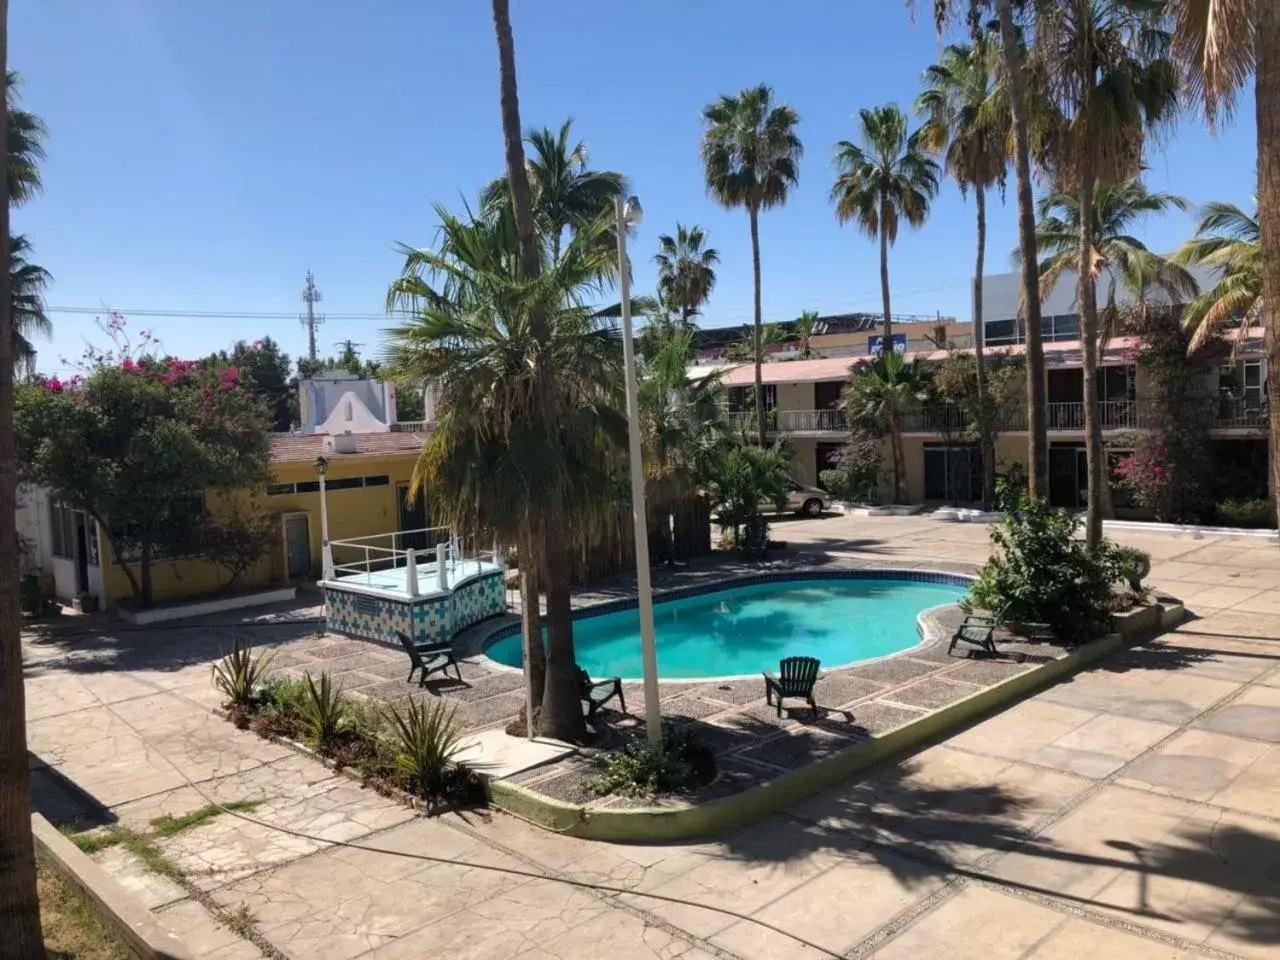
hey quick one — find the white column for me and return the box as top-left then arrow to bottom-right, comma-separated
404,548 -> 419,598
436,541 -> 450,591
319,472 -> 334,580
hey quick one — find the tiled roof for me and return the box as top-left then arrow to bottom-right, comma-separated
269,430 -> 429,463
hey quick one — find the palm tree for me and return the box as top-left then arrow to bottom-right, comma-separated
0,25 -> 45,955
1174,201 -> 1262,352
1034,0 -> 1179,547
488,0 -> 589,741
6,70 -> 42,207
844,351 -> 931,504
916,36 -> 1007,507
482,118 -> 627,260
653,224 -> 719,326
792,310 -> 821,359
1168,0 -> 1277,518
702,84 -> 803,442
1030,179 -> 1197,335
10,235 -> 49,376
387,203 -> 620,743
831,104 -> 940,351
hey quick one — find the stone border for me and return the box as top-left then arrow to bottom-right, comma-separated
118,586 -> 297,625
32,812 -> 196,960
489,601 -> 1185,842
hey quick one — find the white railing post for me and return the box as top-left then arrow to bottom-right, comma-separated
436,541 -> 450,590
404,548 -> 419,598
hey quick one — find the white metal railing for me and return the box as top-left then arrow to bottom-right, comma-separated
328,526 -> 500,593
722,409 -> 847,434
1046,400 -> 1139,431
391,420 -> 431,432
1216,398 -> 1268,429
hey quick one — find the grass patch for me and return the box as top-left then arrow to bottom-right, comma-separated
38,854 -> 130,960
222,902 -> 257,937
59,828 -> 120,856
150,801 -> 262,838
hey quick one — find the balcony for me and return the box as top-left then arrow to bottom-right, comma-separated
1047,400 -> 1140,431
1215,398 -> 1269,430
723,409 -> 848,434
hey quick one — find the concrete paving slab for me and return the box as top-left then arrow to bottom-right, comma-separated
1026,713 -> 1175,779
1196,684 -> 1280,741
1118,728 -> 1276,804
455,727 -> 576,780
873,885 -> 1068,959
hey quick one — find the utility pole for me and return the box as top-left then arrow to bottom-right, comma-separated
300,270 -> 323,361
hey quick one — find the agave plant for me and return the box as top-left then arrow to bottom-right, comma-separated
211,636 -> 276,710
385,698 -> 463,810
297,672 -> 348,749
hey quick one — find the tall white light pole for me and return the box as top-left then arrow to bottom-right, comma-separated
314,456 -> 333,580
615,195 -> 663,746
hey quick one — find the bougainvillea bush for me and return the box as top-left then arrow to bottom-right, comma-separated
17,342 -> 273,607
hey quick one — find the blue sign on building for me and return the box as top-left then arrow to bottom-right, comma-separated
868,333 -> 908,355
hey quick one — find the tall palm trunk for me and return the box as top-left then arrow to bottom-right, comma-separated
1077,161 -> 1105,547
1260,0 -> 1280,528
517,521 -> 544,734
749,204 -> 765,442
880,202 -> 893,348
996,0 -> 1048,499
491,0 -> 583,742
889,413 -> 904,503
974,184 -> 995,508
0,11 -> 43,952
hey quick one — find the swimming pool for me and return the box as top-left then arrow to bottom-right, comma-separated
483,574 -> 968,680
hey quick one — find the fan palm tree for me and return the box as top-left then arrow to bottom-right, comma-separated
702,84 -> 803,442
844,351 -> 931,504
10,235 -> 50,377
916,36 -> 1007,507
653,224 -> 719,326
6,70 -> 42,207
1168,0 -> 1277,517
387,202 -> 621,743
482,119 -> 625,262
1173,201 -> 1262,352
1033,0 -> 1179,547
791,310 -> 822,360
831,105 -> 940,350
1030,179 -> 1197,336
486,0 -> 592,741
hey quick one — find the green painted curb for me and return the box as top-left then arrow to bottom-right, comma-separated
492,604 -> 1184,842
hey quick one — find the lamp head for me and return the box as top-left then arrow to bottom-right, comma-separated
313,455 -> 328,476
623,195 -> 643,226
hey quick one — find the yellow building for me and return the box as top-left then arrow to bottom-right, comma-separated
24,372 -> 432,612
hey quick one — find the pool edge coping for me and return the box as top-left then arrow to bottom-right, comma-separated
487,600 -> 1186,842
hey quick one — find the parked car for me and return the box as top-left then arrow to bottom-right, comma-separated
760,481 -> 830,517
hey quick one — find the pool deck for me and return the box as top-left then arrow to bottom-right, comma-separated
323,557 -> 503,598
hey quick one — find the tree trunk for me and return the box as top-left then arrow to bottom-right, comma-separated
1260,0 -> 1280,531
492,0 -> 539,285
1077,165 -> 1105,547
0,10 -> 45,951
880,210 -> 893,349
517,520 -> 544,735
749,204 -> 765,443
140,538 -> 154,609
974,184 -> 995,508
890,415 -> 903,504
996,0 -> 1048,499
537,509 -> 583,742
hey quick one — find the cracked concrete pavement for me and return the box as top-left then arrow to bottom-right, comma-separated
22,515 -> 1280,958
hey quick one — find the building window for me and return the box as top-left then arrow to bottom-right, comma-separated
85,520 -> 100,566
266,482 -> 295,496
267,475 -> 394,496
50,502 -> 74,559
1041,313 -> 1079,341
1099,365 -> 1136,403
984,318 -> 1019,346
364,475 -> 389,487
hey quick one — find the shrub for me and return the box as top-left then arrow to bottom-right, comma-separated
969,493 -> 1125,644
1113,546 -> 1152,591
1215,498 -> 1276,529
297,673 -> 348,749
261,674 -> 308,716
211,637 -> 275,710
385,698 -> 464,809
819,430 -> 883,504
585,728 -> 716,800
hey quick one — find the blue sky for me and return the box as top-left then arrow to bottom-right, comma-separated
14,0 -> 1258,376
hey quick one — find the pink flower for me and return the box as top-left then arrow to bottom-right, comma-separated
45,377 -> 64,394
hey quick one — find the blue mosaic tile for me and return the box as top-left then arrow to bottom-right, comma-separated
324,570 -> 506,647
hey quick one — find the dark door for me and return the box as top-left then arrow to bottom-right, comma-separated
1048,445 -> 1087,508
814,381 -> 843,409
1047,368 -> 1083,403
398,483 -> 428,551
924,445 -> 982,503
285,516 -> 311,578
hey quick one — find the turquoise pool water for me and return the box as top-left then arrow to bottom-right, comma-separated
483,577 -> 967,680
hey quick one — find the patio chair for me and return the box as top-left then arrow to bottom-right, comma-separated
395,631 -> 463,685
947,605 -> 1008,658
577,667 -> 626,719
763,656 -> 821,718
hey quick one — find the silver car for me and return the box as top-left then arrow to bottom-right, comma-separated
761,481 -> 830,517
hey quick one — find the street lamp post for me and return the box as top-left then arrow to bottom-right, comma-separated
615,194 -> 662,747
314,456 -> 333,580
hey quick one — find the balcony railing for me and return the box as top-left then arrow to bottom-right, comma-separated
723,409 -> 848,434
1215,398 -> 1269,429
1046,400 -> 1139,431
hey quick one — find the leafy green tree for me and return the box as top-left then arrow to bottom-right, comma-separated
844,350 -> 931,504
791,310 -> 821,359
1030,179 -> 1196,335
725,322 -> 785,363
653,223 -> 719,325
831,104 -> 939,348
1173,201 -> 1263,351
705,443 -> 792,546
916,36 -> 1006,505
702,84 -> 803,441
482,118 -> 627,260
15,359 -> 273,608
203,337 -> 296,431
387,203 -> 621,743
1032,0 -> 1179,546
